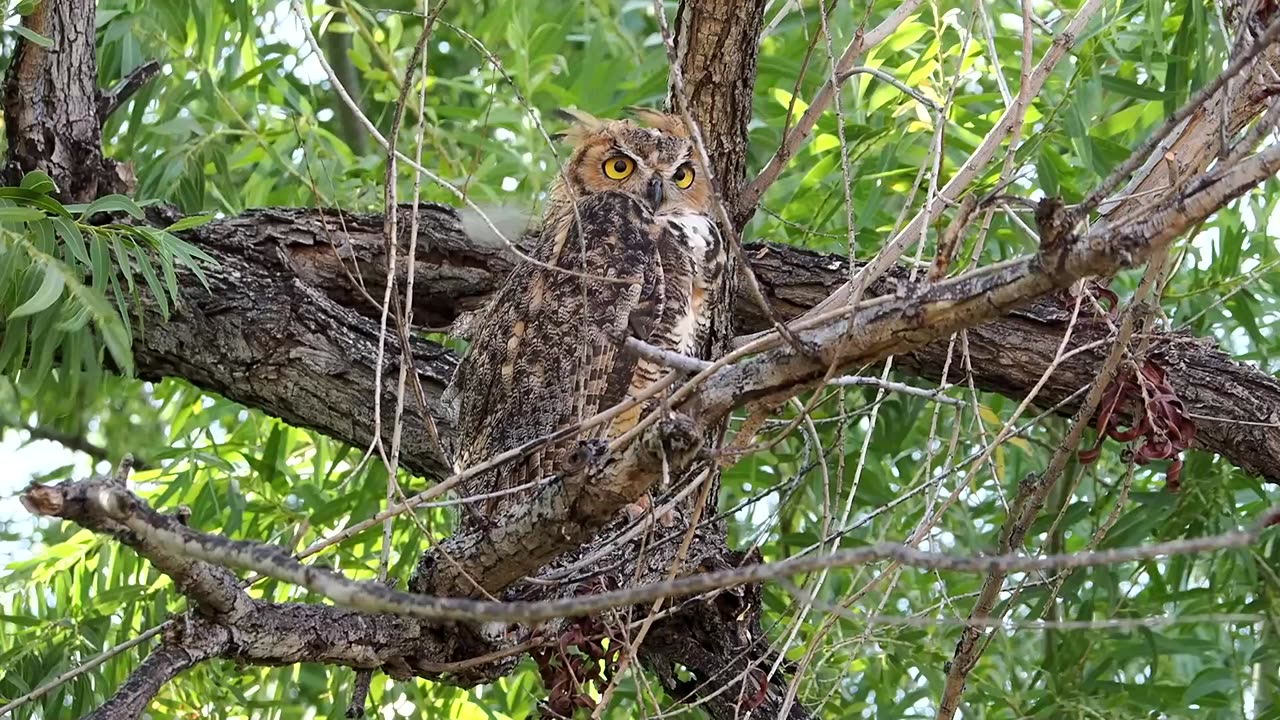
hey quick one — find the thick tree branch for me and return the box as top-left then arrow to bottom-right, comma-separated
21,463 -> 254,621
84,643 -> 222,720
23,474 -> 1276,624
133,205 -> 459,481
146,203 -> 1280,484
20,470 -> 514,715
76,170 -> 1275,713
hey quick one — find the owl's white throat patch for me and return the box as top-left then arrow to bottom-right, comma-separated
661,213 -> 714,256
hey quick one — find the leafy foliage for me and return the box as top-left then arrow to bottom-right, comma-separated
1,1 -> 1279,719
0,172 -> 213,427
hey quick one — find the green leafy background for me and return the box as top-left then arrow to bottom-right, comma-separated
1,0 -> 1279,718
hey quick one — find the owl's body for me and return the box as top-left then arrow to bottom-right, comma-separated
445,110 -> 724,529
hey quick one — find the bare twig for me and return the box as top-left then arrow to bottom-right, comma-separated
98,60 -> 162,124
827,375 -> 965,406
0,626 -> 166,717
935,305 -> 1137,718
740,0 -> 927,213
23,475 -> 1279,625
789,0 -> 1103,324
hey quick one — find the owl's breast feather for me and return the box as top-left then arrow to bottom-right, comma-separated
655,211 -> 723,354
660,213 -> 715,259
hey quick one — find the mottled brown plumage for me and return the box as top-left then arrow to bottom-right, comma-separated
445,109 -> 725,530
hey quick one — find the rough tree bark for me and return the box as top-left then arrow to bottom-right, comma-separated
0,0 -> 134,200
8,1 -> 1280,719
132,204 -> 1280,484
134,205 -> 460,481
610,3 -> 808,717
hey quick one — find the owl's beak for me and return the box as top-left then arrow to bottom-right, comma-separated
646,177 -> 664,210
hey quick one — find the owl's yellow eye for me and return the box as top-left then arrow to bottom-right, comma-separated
673,164 -> 695,189
603,156 -> 635,180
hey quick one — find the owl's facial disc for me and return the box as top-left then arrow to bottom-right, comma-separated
557,117 -> 708,214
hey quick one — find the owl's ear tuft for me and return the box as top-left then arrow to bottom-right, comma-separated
553,108 -> 605,145
626,106 -> 689,138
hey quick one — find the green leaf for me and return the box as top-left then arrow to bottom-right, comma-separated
19,170 -> 58,195
1165,0 -> 1196,115
10,233 -> 133,374
256,420 -> 286,486
1037,144 -> 1062,197
164,214 -> 217,232
1182,667 -> 1237,704
12,24 -> 54,48
0,187 -> 72,217
1099,75 -> 1166,101
133,246 -> 170,320
9,265 -> 65,320
167,239 -> 214,290
0,315 -> 29,373
97,315 -> 134,375
160,251 -> 180,308
72,194 -> 145,221
52,216 -> 90,265
0,206 -> 45,223
111,233 -> 134,296
55,301 -> 93,333
89,231 -> 109,292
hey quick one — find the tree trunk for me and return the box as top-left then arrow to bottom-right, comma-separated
1,0 -> 131,200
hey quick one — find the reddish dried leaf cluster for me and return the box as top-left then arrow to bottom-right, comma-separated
739,669 -> 770,712
1079,360 -> 1197,491
532,615 -> 623,718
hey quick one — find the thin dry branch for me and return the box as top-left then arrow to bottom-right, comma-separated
22,473 -> 1278,626
935,297 -> 1140,719
738,0 -> 927,217
22,459 -> 254,622
697,136 -> 1280,423
792,0 -> 1104,322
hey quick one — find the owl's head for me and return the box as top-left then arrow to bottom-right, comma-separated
549,108 -> 711,215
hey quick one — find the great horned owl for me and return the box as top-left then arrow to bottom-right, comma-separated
445,108 -> 725,532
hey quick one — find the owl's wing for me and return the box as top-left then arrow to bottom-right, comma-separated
447,192 -> 663,523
